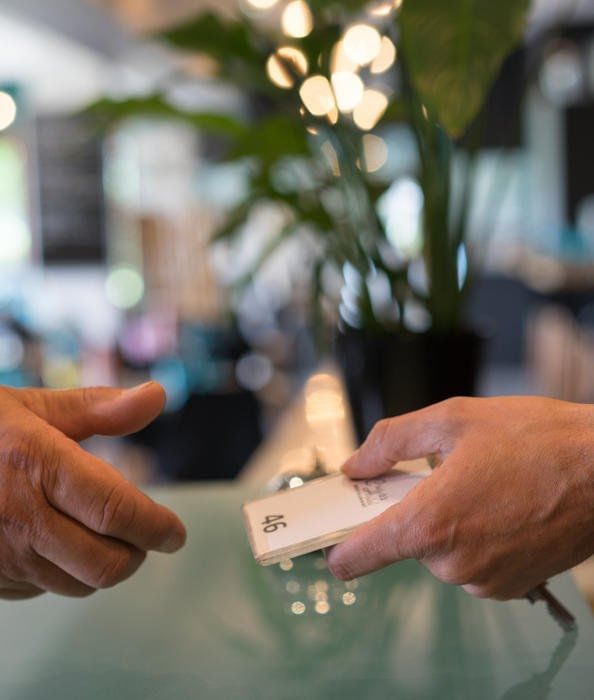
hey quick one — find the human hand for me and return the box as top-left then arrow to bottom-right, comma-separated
0,382 -> 186,600
327,396 -> 594,600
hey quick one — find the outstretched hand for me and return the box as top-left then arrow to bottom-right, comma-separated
327,396 -> 594,600
0,382 -> 186,600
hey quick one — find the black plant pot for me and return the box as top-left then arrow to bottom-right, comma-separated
335,328 -> 484,444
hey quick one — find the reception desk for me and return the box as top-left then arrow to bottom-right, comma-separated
0,370 -> 593,699
0,484 -> 592,699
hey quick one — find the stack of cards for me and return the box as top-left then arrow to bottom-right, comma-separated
242,470 -> 429,566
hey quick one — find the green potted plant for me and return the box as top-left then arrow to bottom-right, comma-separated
90,0 -> 530,440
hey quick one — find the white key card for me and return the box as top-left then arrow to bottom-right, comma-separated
242,470 -> 429,566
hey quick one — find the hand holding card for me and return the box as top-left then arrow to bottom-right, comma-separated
242,470 -> 429,566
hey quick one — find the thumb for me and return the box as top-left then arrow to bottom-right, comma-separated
326,496 -> 422,581
343,399 -> 460,479
7,382 -> 166,441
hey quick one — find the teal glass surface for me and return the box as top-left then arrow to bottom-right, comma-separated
0,484 -> 592,700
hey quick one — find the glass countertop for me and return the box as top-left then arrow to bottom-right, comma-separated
0,483 -> 592,700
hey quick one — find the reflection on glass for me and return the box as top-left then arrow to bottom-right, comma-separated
291,601 -> 306,615
315,600 -> 330,614
342,591 -> 357,606
500,629 -> 578,700
286,580 -> 300,594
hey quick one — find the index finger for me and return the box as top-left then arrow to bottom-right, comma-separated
44,435 -> 186,553
343,398 -> 465,479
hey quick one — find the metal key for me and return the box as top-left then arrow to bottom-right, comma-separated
526,583 -> 576,631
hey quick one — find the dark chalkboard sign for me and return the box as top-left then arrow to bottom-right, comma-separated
36,115 -> 106,264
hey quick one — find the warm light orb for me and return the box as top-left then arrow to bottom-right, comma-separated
362,134 -> 388,172
305,371 -> 345,423
281,0 -> 313,39
370,36 -> 397,74
326,104 -> 339,125
245,0 -> 278,8
342,24 -> 382,66
246,0 -> 278,8
330,40 -> 358,74
368,0 -> 403,15
331,71 -> 364,113
299,75 -> 336,116
353,88 -> 389,130
0,92 -> 17,131
266,46 -> 309,89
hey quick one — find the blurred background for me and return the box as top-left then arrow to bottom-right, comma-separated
0,0 -> 594,498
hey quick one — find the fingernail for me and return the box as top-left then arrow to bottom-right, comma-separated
128,381 -> 155,394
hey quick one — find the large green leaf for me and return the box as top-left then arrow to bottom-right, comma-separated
85,95 -> 247,137
158,13 -> 260,65
156,12 -> 273,91
399,0 -> 530,137
229,115 -> 310,165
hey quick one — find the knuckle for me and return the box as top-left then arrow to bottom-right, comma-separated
440,396 -> 470,418
0,494 -> 49,553
95,481 -> 134,534
365,419 -> 395,467
0,426 -> 42,471
410,504 -> 447,558
93,549 -> 134,589
79,387 -> 99,409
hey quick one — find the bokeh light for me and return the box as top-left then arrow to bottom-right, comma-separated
370,36 -> 397,74
246,0 -> 278,8
0,328 -> 24,372
236,352 -> 273,391
368,0 -> 394,17
299,75 -> 336,116
379,177 -> 424,258
266,46 -> 309,89
0,92 -> 17,132
331,71 -> 364,113
368,0 -> 403,15
0,213 -> 30,264
105,266 -> 145,309
291,601 -> 306,614
362,133 -> 388,172
331,40 -> 359,74
304,372 -> 345,425
353,89 -> 389,130
540,41 -> 585,105
342,591 -> 357,605
281,0 -> 313,39
343,24 -> 382,66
